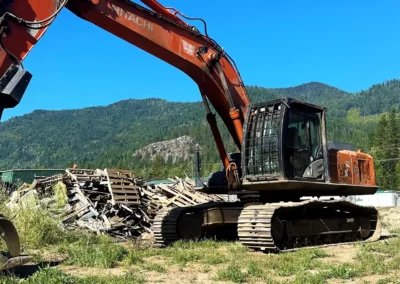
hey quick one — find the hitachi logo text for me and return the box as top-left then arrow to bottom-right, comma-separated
111,4 -> 154,32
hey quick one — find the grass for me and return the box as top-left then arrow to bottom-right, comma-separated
53,181 -> 68,208
0,187 -> 77,251
54,233 -> 129,268
125,239 -> 233,268
125,239 -> 333,283
141,263 -> 166,273
1,193 -> 400,283
268,249 -> 328,277
377,276 -> 400,284
6,230 -> 400,283
215,265 -> 249,283
1,268 -> 146,284
124,248 -> 162,265
2,234 -> 400,283
213,247 -> 330,283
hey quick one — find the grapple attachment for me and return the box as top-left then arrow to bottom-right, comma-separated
0,215 -> 32,271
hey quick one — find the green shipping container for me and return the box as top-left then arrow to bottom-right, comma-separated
0,169 -> 65,184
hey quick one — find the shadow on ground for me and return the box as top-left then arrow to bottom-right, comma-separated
380,235 -> 393,240
1,260 -> 63,279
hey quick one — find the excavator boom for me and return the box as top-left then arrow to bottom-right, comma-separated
0,0 -> 251,169
0,0 -> 253,268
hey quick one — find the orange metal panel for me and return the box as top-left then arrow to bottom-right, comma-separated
329,149 -> 376,186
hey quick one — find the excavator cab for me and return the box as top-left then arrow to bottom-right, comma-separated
241,97 -> 327,182
207,97 -> 377,198
239,97 -> 377,197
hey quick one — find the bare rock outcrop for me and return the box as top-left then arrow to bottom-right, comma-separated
133,135 -> 196,163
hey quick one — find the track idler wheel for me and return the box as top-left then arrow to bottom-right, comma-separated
0,215 -> 32,271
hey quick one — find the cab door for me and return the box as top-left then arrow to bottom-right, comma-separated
284,109 -> 323,179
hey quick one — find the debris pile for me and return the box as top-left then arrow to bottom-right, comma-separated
0,181 -> 18,195
8,168 -> 224,239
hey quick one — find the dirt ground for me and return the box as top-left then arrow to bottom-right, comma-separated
7,206 -> 400,284
378,206 -> 400,234
51,242 -> 400,284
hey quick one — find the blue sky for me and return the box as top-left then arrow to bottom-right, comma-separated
2,0 -> 400,121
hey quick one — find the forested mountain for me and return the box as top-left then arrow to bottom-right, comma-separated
249,79 -> 400,118
0,79 -> 398,180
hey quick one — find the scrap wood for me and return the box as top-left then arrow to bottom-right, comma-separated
8,168 -> 225,239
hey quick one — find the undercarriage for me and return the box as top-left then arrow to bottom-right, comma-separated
152,199 -> 382,252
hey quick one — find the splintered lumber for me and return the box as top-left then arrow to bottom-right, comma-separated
104,168 -> 140,206
10,168 -> 225,239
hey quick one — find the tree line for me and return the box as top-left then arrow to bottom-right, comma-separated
0,80 -> 399,184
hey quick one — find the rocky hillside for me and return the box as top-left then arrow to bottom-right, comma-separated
133,135 -> 196,163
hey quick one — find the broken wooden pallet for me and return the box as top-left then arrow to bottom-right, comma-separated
104,168 -> 141,206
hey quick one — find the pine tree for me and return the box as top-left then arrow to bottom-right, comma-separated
151,155 -> 165,179
386,108 -> 400,188
371,114 -> 388,189
371,109 -> 400,190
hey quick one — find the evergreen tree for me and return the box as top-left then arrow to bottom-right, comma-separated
371,114 -> 389,189
385,108 -> 400,188
151,155 -> 165,179
371,109 -> 400,190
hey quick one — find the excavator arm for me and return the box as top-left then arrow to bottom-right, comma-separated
0,0 -> 251,169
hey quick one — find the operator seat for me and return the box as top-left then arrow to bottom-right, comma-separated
285,127 -> 298,177
285,126 -> 310,178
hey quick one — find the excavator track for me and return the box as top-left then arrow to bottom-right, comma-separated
238,199 -> 382,252
152,202 -> 242,247
152,206 -> 185,247
152,199 -> 382,252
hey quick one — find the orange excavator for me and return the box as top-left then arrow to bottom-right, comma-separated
0,0 -> 381,269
